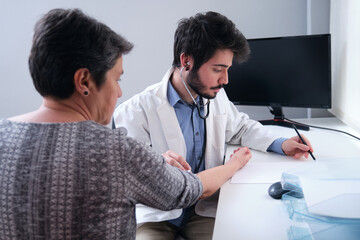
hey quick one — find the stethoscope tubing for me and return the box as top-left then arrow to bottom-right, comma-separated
180,66 -> 210,120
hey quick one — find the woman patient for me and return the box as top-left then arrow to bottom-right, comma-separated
0,8 -> 251,239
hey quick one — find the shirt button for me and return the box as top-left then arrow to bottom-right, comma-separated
195,132 -> 199,136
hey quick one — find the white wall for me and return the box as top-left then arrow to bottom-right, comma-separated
329,0 -> 360,133
0,0 -> 330,120
308,0 -> 332,118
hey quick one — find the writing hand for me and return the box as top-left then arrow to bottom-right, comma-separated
282,135 -> 314,159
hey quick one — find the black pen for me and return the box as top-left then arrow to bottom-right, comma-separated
292,124 -> 316,160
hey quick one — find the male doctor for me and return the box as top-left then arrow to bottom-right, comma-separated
113,11 -> 314,240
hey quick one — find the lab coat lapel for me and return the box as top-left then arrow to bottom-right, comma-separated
157,103 -> 187,158
155,67 -> 187,158
202,96 -> 226,169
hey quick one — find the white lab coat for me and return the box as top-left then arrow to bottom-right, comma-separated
113,67 -> 281,223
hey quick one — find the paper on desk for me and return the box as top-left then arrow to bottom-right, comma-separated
230,162 -> 314,184
300,177 -> 360,219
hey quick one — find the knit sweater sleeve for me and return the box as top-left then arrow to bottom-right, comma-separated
120,135 -> 203,210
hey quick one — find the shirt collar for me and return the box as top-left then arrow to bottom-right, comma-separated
167,80 -> 182,107
167,80 -> 201,107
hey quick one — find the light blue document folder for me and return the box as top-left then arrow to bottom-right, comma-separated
280,158 -> 360,240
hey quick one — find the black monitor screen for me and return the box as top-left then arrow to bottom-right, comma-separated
224,34 -> 331,109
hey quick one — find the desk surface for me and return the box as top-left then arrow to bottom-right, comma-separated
212,117 -> 360,240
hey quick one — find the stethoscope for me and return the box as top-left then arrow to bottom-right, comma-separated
180,64 -> 209,172
180,65 -> 211,120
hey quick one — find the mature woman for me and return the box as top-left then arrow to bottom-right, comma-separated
0,8 -> 251,240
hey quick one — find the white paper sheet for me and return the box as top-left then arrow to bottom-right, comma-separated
230,162 -> 314,184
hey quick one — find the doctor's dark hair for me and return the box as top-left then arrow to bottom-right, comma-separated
172,11 -> 250,71
29,8 -> 133,99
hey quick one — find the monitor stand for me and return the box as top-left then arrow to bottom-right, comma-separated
259,106 -> 310,131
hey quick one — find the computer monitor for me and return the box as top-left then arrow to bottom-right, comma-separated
224,34 -> 331,131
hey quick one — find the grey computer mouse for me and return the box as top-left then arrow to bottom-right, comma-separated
268,181 -> 290,199
268,181 -> 304,200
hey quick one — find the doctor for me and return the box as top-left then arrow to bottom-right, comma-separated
113,11 -> 314,240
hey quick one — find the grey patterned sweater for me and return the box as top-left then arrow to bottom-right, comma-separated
0,119 -> 202,240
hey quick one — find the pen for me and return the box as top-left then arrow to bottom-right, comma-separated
292,124 -> 316,160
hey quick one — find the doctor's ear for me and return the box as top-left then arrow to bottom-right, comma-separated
180,53 -> 192,71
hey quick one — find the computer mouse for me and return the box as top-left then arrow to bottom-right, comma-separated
268,181 -> 290,199
268,181 -> 304,200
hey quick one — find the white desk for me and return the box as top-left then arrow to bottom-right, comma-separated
212,117 -> 360,240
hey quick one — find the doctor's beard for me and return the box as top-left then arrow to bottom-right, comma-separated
186,69 -> 224,100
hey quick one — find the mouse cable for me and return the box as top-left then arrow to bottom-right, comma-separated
284,117 -> 360,141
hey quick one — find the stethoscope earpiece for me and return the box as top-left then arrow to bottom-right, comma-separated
185,62 -> 190,71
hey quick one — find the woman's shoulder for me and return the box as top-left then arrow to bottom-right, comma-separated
82,121 -> 129,141
84,121 -> 147,148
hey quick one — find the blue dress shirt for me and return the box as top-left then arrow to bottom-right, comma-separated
166,81 -> 286,227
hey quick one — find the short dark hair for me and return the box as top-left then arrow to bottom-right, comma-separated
172,11 -> 250,71
29,8 -> 133,99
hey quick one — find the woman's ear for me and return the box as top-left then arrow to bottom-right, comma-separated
74,68 -> 91,96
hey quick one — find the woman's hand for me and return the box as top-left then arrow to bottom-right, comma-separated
196,146 -> 252,199
227,147 -> 252,170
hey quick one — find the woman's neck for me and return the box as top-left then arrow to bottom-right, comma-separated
9,97 -> 91,123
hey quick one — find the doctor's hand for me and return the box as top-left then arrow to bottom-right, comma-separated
282,135 -> 314,159
162,150 -> 191,171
